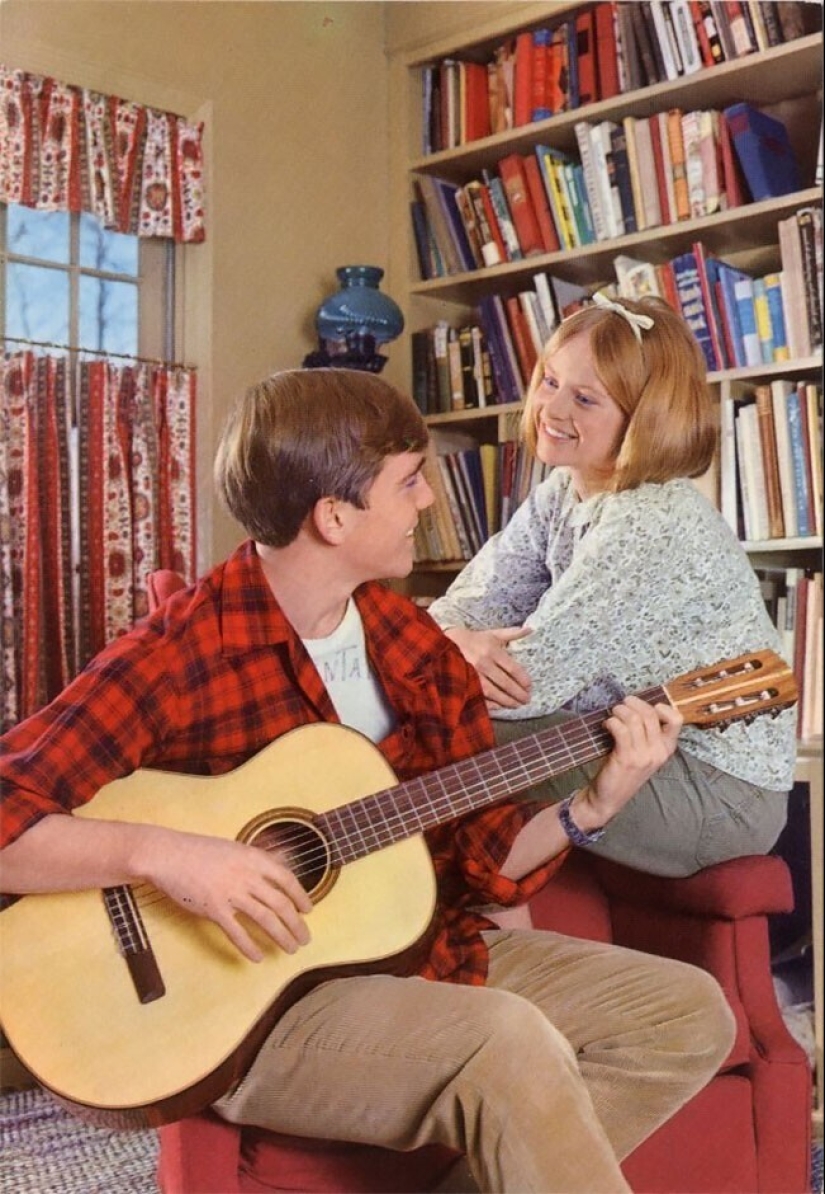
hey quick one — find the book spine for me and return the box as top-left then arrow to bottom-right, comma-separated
763,272 -> 790,362
755,383 -> 785,537
482,171 -> 523,261
797,208 -> 824,352
785,385 -> 812,536
498,154 -> 545,256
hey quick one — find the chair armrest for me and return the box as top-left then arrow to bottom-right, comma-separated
588,854 -> 794,920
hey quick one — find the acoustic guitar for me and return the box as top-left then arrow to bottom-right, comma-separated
0,649 -> 795,1128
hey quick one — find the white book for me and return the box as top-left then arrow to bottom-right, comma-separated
777,214 -> 811,360
649,0 -> 682,80
735,402 -> 770,542
801,573 -> 823,739
667,0 -> 703,74
634,118 -> 662,229
532,272 -> 558,338
719,395 -> 739,535
574,120 -> 608,242
589,121 -> 623,239
518,291 -> 545,357
770,380 -> 799,538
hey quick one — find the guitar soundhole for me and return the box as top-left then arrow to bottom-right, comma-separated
238,810 -> 337,902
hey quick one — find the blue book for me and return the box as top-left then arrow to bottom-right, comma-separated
732,275 -> 762,368
716,262 -> 753,369
785,386 -> 811,537
671,250 -> 717,373
723,102 -> 802,202
764,273 -> 790,362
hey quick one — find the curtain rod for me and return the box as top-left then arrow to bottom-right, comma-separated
2,334 -> 194,371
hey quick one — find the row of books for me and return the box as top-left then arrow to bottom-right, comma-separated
411,211 -> 824,418
612,211 -> 823,374
755,565 -> 822,741
421,1 -> 819,155
410,269 -> 586,415
412,102 -> 802,279
722,379 -> 822,547
415,439 -> 551,564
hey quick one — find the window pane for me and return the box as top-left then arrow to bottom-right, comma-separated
79,212 -> 139,276
7,205 -> 70,263
79,275 -> 139,356
6,262 -> 70,343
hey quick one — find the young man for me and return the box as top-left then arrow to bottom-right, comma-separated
0,369 -> 733,1192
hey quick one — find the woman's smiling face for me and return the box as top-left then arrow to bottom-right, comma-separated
531,331 -> 628,499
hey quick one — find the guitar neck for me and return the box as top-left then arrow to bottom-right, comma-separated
318,684 -> 669,865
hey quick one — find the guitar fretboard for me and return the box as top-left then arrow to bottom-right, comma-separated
317,685 -> 668,866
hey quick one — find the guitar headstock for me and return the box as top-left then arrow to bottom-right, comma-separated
664,650 -> 797,729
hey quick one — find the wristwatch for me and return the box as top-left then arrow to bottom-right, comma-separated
558,791 -> 606,846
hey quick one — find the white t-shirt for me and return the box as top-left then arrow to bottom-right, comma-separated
302,598 -> 396,744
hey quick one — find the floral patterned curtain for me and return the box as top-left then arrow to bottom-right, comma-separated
0,353 -> 197,732
0,64 -> 206,242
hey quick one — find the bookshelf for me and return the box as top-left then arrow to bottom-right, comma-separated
387,0 -> 823,1126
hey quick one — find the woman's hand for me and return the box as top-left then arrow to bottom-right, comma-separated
444,625 -> 533,709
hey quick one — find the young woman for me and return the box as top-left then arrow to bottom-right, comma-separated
429,294 -> 796,877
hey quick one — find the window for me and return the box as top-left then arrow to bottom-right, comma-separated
1,202 -> 176,363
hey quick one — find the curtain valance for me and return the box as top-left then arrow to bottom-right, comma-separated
0,64 -> 206,243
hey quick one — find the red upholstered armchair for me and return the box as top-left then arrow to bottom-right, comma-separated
147,572 -> 811,1194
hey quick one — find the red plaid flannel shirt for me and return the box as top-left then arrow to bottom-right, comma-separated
0,541 -> 564,983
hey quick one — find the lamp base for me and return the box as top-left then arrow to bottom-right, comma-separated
302,332 -> 388,374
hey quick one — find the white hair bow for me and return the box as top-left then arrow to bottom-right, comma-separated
592,292 -> 654,344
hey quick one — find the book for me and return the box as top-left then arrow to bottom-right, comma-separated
547,22 -> 571,114
671,248 -> 717,371
692,243 -> 725,371
669,0 -> 703,73
574,6 -> 598,106
609,122 -> 638,234
467,179 -> 507,267
522,152 -> 561,253
590,120 -> 624,238
666,108 -> 690,221
453,186 -> 485,269
575,120 -> 609,241
714,261 -> 753,368
777,211 -> 811,359
593,0 -> 621,99
498,153 -> 545,257
681,109 -> 706,219
563,161 -> 597,245
649,110 -> 675,225
732,273 -> 762,367
482,169 -> 522,261
534,144 -> 577,250
460,60 -> 492,143
531,28 -> 551,122
719,391 -> 739,533
631,116 -> 662,228
763,272 -> 790,362
415,175 -> 465,275
698,109 -> 725,216
649,0 -> 682,79
632,2 -> 664,84
723,102 -> 802,201
804,382 -> 823,536
691,0 -> 726,65
513,30 -> 534,127
785,384 -> 812,537
770,379 -> 799,538
752,276 -> 774,365
717,109 -> 747,209
735,399 -> 770,541
797,206 -> 823,352
754,384 -> 785,538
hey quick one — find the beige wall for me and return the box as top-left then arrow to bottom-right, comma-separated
1,0 -> 395,563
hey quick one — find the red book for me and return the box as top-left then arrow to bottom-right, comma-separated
522,153 -> 560,252
594,1 -> 620,99
498,154 -> 545,257
478,181 -> 508,264
461,61 -> 491,143
656,260 -> 681,314
513,30 -> 534,127
505,295 -> 537,385
546,25 -> 570,114
717,110 -> 747,210
648,113 -> 672,225
575,7 -> 598,107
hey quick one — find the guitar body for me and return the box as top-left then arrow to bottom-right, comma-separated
0,724 -> 437,1127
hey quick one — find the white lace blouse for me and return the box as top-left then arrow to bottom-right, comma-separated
428,469 -> 796,792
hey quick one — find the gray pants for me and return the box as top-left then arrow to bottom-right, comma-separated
493,715 -> 788,877
214,930 -> 734,1193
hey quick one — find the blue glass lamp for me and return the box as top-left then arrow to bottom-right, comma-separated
303,265 -> 404,373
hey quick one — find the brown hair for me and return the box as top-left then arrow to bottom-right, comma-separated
521,296 -> 716,490
215,369 -> 428,546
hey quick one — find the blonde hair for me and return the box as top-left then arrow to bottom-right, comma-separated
215,369 -> 428,546
521,296 -> 716,491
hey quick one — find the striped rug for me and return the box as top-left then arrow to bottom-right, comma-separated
1,1087 -> 158,1193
